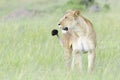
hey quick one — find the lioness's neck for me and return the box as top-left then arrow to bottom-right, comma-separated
68,16 -> 91,36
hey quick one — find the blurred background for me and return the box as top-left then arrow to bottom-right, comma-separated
0,0 -> 120,80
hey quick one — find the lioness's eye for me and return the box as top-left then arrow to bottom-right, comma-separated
65,17 -> 67,19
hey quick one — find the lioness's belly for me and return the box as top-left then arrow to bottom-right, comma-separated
72,37 -> 92,52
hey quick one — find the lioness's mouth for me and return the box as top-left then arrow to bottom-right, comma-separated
62,27 -> 68,31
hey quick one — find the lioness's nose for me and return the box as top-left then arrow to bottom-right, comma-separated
58,23 -> 60,25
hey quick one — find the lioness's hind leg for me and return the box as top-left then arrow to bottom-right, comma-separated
88,49 -> 95,73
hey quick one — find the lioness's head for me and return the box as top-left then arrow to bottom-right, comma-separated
58,10 -> 80,31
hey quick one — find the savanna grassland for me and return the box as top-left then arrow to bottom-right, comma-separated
0,0 -> 120,80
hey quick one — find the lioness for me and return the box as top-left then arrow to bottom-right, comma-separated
52,10 -> 96,73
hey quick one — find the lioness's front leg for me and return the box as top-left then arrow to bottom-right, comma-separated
88,49 -> 96,73
64,48 -> 72,72
72,50 -> 82,73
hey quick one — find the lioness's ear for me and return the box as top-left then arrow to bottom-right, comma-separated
74,10 -> 80,16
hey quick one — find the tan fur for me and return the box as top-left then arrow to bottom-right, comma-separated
58,10 -> 96,73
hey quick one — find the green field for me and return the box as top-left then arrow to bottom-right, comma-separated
0,0 -> 120,80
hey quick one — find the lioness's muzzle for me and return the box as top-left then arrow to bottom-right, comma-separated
62,27 -> 68,31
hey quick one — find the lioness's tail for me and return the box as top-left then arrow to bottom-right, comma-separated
51,29 -> 62,45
